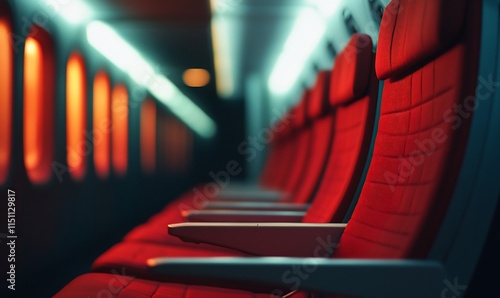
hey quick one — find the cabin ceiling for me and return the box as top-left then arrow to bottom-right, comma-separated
82,0 -> 310,102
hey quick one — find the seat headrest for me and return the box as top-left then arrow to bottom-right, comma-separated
308,71 -> 331,119
330,33 -> 374,106
376,0 -> 467,80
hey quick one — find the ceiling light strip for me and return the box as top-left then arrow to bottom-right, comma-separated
86,21 -> 216,138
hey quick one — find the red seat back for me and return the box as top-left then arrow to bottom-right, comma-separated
334,0 -> 481,259
259,118 -> 288,188
293,71 -> 337,204
304,33 -> 378,222
260,104 -> 302,190
280,92 -> 314,194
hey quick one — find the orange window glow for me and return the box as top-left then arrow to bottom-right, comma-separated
111,84 -> 128,177
140,99 -> 156,174
66,52 -> 87,180
0,18 -> 12,184
93,71 -> 111,179
23,30 -> 55,184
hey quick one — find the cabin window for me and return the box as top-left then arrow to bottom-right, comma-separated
66,52 -> 87,180
23,27 -> 55,184
0,13 -> 12,184
93,71 -> 111,179
111,84 -> 128,176
140,99 -> 156,174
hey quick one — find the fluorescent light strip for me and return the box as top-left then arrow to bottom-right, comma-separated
268,0 -> 341,95
268,9 -> 325,95
86,21 -> 216,138
310,0 -> 342,17
58,0 -> 93,25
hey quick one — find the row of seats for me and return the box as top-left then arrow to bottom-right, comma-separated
55,0 -> 484,296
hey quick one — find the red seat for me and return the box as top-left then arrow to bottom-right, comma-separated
55,273 -> 283,298
334,0 -> 480,259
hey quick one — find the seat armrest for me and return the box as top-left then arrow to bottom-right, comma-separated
204,202 -> 309,211
147,257 -> 448,298
168,223 -> 345,257
216,189 -> 286,202
185,210 -> 305,222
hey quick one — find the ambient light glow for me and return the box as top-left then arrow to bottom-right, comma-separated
59,0 -> 92,25
93,71 -> 111,179
268,9 -> 326,95
23,34 -> 55,184
0,19 -> 12,184
183,68 -> 211,87
268,0 -> 341,95
66,52 -> 87,180
24,37 -> 43,173
86,21 -> 217,138
310,0 -> 342,17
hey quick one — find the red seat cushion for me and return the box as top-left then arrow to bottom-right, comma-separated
91,242 -> 248,280
54,273 -> 282,298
